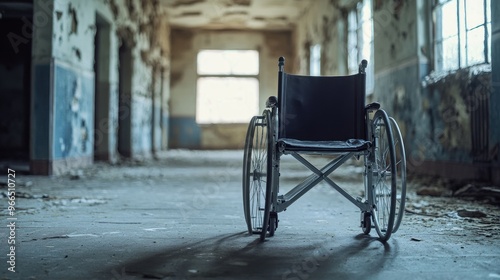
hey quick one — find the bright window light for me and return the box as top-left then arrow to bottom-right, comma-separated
197,50 -> 259,75
310,44 -> 321,76
196,50 -> 259,124
347,0 -> 374,94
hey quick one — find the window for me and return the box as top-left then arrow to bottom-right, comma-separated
433,0 -> 491,72
310,44 -> 321,76
196,50 -> 259,124
347,0 -> 374,94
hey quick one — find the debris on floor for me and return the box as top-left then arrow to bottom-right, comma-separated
454,184 -> 500,202
456,209 -> 487,218
416,186 -> 451,197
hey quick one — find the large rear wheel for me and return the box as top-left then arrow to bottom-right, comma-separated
389,117 -> 406,233
371,110 -> 397,242
242,111 -> 272,239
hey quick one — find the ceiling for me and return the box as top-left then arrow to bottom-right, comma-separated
160,0 -> 315,30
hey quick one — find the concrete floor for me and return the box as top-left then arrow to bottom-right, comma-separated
1,150 -> 500,280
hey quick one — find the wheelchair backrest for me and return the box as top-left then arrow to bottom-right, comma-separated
277,58 -> 367,141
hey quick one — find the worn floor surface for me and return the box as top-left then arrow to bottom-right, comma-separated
1,150 -> 499,280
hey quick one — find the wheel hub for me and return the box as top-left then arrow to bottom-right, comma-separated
253,169 -> 260,181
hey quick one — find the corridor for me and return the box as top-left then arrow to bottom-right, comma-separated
2,150 -> 499,279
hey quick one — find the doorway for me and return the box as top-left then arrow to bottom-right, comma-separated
93,13 -> 111,161
118,43 -> 133,157
0,2 -> 33,168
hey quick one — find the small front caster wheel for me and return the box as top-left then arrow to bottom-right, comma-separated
361,212 -> 371,234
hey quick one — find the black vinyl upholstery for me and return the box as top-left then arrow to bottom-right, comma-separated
277,61 -> 369,152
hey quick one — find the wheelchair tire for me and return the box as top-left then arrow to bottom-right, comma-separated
370,110 -> 397,242
389,117 -> 407,233
268,212 -> 278,237
242,111 -> 273,239
361,212 -> 371,234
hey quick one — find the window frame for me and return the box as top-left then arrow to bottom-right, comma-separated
432,0 -> 491,72
347,0 -> 374,95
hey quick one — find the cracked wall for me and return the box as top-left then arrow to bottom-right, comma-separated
290,0 -> 498,182
373,0 -> 498,182
292,0 -> 346,75
30,0 -> 171,175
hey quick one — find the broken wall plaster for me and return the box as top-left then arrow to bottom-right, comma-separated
426,69 -> 491,153
170,0 -> 205,8
110,0 -> 170,67
293,0 -> 343,75
72,47 -> 81,61
437,82 -> 471,149
68,4 -> 78,35
232,0 -> 251,6
109,0 -> 119,19
126,0 -> 139,22
116,26 -> 136,48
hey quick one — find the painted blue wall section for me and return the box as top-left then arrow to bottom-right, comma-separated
162,114 -> 169,149
153,104 -> 162,151
169,117 -> 201,148
32,64 -> 51,159
53,63 -> 94,159
131,95 -> 152,155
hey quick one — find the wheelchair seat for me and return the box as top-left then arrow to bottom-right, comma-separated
277,138 -> 370,153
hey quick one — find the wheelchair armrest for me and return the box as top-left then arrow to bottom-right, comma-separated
266,96 -> 278,108
365,102 -> 380,112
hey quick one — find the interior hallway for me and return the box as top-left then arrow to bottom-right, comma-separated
2,150 -> 499,279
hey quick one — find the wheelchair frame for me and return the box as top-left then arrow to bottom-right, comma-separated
243,57 -> 406,242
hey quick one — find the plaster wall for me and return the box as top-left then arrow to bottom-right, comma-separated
292,0 -> 346,75
169,29 -> 292,149
289,0 -> 497,182
30,0 -> 171,175
372,0 -> 429,173
107,0 -> 170,158
372,0 -> 419,72
49,0 -> 98,174
373,0 -> 498,182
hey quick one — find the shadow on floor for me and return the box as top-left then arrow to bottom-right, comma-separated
102,231 -> 397,279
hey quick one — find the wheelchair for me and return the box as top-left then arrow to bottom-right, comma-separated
242,57 -> 406,242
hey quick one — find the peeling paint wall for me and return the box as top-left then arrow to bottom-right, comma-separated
50,0 -> 97,174
292,0 -> 346,75
30,0 -> 171,175
425,71 -> 491,161
373,0 -> 419,72
289,0 -> 498,182
107,0 -> 171,157
372,0 -> 431,176
169,29 -> 292,149
373,0 -> 498,182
